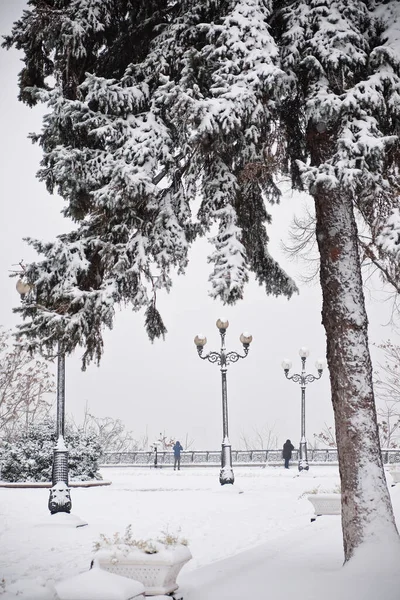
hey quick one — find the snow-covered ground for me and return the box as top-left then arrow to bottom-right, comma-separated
1,465 -> 400,599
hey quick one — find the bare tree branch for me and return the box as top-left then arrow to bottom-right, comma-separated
0,327 -> 55,441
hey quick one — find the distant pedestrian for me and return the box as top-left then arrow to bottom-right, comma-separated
282,439 -> 294,469
173,440 -> 183,470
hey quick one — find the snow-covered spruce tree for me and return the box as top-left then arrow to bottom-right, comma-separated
4,0 -> 296,367
275,0 -> 400,559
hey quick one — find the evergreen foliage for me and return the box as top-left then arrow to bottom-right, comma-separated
276,0 -> 400,286
4,4 -> 400,358
0,417 -> 103,482
4,0 -> 297,367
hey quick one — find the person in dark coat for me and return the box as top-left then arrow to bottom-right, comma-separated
282,439 -> 294,469
173,440 -> 183,470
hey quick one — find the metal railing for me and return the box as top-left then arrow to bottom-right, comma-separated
99,448 -> 400,467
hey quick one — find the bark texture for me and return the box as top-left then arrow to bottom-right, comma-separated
314,183 -> 398,561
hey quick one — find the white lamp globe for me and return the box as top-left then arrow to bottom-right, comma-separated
281,359 -> 292,370
216,318 -> 229,330
299,347 -> 310,358
194,334 -> 207,347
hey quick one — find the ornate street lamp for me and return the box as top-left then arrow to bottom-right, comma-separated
282,347 -> 325,471
48,342 -> 72,514
16,280 -> 72,514
194,319 -> 252,485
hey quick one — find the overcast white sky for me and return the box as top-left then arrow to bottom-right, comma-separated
1,0 -> 398,451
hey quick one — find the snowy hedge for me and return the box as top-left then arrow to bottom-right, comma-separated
0,418 -> 103,482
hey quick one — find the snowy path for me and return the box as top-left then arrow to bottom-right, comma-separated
1,466 -> 400,599
181,488 -> 400,600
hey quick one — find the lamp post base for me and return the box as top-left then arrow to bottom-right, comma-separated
298,440 -> 309,472
49,447 -> 71,514
219,466 -> 234,485
220,443 -> 234,485
48,481 -> 72,514
298,459 -> 310,472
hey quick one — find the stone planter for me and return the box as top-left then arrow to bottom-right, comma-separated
308,493 -> 341,522
94,545 -> 192,596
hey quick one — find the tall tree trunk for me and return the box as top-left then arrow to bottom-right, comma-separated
314,183 -> 398,561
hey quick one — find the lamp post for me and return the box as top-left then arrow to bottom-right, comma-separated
152,442 -> 159,468
282,347 -> 325,471
194,319 -> 252,485
16,279 -> 72,514
48,341 -> 72,514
